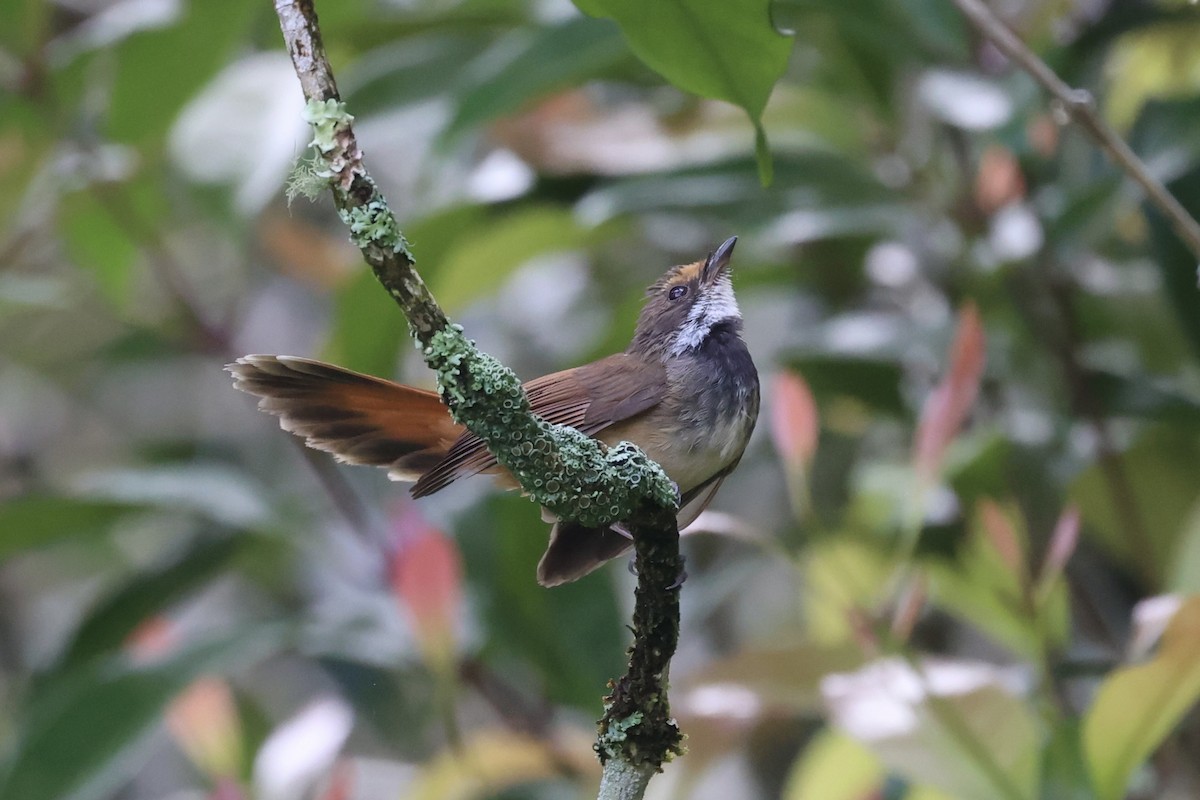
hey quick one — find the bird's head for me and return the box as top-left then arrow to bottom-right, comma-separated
628,236 -> 743,360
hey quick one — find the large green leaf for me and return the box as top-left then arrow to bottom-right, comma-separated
571,0 -> 792,182
107,0 -> 260,144
59,190 -> 139,311
1146,165 -> 1200,363
0,0 -> 47,55
783,731 -> 884,800
58,535 -> 249,671
456,494 -> 624,710
823,658 -> 1041,800
1084,596 -> 1200,800
444,17 -> 629,140
428,207 -> 594,313
1069,426 -> 1200,587
0,497 -> 138,564
343,33 -> 493,117
783,354 -> 905,415
0,626 -> 288,800
578,152 -> 900,227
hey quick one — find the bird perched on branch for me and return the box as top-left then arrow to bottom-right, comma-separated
229,237 -> 759,586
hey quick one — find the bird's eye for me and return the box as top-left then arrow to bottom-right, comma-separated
668,285 -> 688,301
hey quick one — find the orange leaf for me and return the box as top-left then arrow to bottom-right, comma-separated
123,614 -> 179,664
913,302 -> 986,484
978,499 -> 1025,584
166,677 -> 243,779
771,370 -> 820,473
1038,504 -> 1080,592
389,505 -> 463,663
317,760 -> 354,800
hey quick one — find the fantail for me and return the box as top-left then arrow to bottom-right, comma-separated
228,236 -> 759,586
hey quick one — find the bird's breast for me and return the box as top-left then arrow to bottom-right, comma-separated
603,330 -> 759,493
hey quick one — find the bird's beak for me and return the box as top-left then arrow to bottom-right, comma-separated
702,236 -> 738,284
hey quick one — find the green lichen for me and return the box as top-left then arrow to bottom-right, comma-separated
422,324 -> 676,527
338,200 -> 412,257
285,151 -> 330,205
302,98 -> 354,153
596,711 -> 644,758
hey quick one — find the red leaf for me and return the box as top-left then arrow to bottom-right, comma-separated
771,370 -> 820,473
209,778 -> 246,800
978,499 -> 1025,584
1038,504 -> 1080,590
124,614 -> 179,663
316,760 -> 354,800
388,505 -> 462,662
890,575 -> 928,644
913,302 -> 986,483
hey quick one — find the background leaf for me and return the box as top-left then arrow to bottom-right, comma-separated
570,0 -> 791,181
1084,596 -> 1200,800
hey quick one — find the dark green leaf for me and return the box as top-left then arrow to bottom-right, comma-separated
1,626 -> 288,800
1147,165 -> 1200,362
59,191 -> 138,310
578,153 -> 900,228
445,17 -> 629,140
343,33 -> 493,117
1070,426 -> 1200,586
58,535 -> 247,671
456,495 -> 624,710
783,354 -> 906,415
429,206 -> 593,313
0,497 -> 137,564
1083,369 -> 1200,423
106,0 -> 260,144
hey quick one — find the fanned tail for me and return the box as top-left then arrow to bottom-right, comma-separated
227,355 -> 463,481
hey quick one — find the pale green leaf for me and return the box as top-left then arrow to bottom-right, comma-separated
1084,595 -> 1200,800
824,658 -> 1040,800
783,730 -> 883,800
428,207 -> 591,313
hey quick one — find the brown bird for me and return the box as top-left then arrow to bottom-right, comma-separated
228,237 -> 759,586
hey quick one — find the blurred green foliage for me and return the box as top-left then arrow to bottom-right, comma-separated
3,0 -> 1200,799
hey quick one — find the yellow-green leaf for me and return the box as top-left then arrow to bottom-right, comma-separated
1084,595 -> 1200,800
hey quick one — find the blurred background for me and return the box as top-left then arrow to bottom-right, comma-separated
3,0 -> 1200,798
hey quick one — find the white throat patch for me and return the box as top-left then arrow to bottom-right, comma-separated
669,274 -> 741,356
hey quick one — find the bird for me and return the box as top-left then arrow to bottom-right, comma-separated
228,236 -> 759,586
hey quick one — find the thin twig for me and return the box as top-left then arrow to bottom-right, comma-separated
952,0 -> 1200,263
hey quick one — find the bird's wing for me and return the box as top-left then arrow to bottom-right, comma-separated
411,353 -> 666,497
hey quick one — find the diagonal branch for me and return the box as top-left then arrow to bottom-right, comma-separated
271,1 -> 685,794
951,0 -> 1200,263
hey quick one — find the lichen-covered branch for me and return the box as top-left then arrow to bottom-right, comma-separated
597,505 -> 686,770
272,1 -> 684,792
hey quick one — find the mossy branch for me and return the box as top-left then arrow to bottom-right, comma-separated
272,0 -> 685,792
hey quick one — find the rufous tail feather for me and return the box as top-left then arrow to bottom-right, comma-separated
227,355 -> 463,481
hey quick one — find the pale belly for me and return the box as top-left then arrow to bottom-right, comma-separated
598,406 -> 755,495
